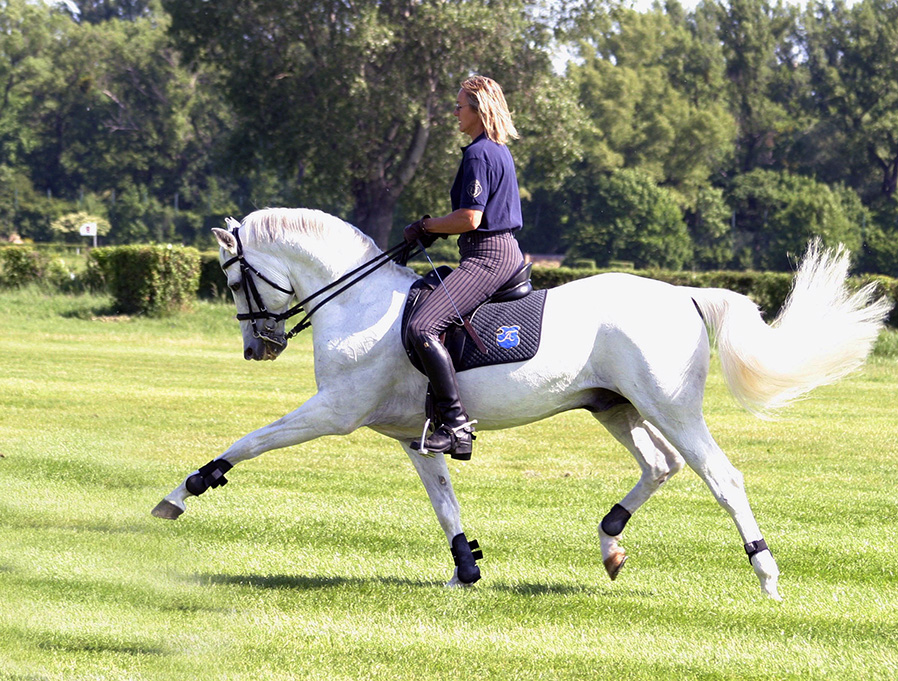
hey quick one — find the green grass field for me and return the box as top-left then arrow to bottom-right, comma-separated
1,289 -> 896,680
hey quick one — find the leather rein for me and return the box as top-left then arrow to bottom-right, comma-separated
222,227 -> 418,345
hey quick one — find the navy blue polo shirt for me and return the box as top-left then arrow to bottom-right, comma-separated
450,134 -> 522,233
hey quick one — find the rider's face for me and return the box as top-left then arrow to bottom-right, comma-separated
454,90 -> 483,140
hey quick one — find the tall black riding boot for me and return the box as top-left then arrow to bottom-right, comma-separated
411,338 -> 476,459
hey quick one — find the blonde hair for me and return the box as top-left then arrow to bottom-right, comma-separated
461,75 -> 519,145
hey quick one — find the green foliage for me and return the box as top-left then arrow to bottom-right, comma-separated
803,0 -> 898,199
685,186 -> 735,269
525,264 -> 897,325
1,0 -> 234,245
713,0 -> 805,174
198,251 -> 228,300
0,246 -> 75,290
728,169 -> 866,270
49,211 -> 111,242
564,168 -> 693,269
569,5 -> 735,200
164,0 -> 560,246
86,244 -> 200,315
1,0 -> 898,281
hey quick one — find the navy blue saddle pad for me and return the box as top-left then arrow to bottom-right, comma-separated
402,265 -> 548,374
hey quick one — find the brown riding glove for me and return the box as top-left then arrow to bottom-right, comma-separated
403,215 -> 438,248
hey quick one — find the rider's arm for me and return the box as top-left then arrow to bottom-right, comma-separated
422,209 -> 482,235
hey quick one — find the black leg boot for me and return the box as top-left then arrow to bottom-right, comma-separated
411,338 -> 476,459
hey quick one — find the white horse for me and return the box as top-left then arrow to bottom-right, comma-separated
152,207 -> 891,599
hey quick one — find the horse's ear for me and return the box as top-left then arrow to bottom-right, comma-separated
212,227 -> 238,255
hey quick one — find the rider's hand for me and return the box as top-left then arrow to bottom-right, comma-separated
403,215 -> 437,247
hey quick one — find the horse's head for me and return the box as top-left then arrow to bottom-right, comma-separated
213,219 -> 296,361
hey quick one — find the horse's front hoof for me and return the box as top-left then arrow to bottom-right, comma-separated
603,551 -> 627,581
151,499 -> 184,520
445,573 -> 477,589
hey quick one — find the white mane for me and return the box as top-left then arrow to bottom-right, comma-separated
239,207 -> 382,261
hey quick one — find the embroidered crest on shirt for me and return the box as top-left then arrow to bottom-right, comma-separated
467,179 -> 483,199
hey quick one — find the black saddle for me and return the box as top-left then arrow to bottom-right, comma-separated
401,263 -> 548,374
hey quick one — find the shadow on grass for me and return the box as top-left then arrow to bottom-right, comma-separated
194,572 -> 656,598
37,635 -> 167,657
489,581 -> 656,598
196,573 -> 442,590
59,304 -> 130,321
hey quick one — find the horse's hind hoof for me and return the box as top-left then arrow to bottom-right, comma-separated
151,499 -> 184,520
604,552 -> 627,581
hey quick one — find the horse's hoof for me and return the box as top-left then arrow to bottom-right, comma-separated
151,499 -> 184,520
603,551 -> 627,581
445,576 -> 475,589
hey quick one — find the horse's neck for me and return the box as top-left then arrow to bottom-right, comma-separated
283,245 -> 417,335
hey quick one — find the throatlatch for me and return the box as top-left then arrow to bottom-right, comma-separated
451,532 -> 483,584
185,459 -> 233,496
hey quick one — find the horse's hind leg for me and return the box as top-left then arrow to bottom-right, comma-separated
592,405 -> 685,580
646,409 -> 782,600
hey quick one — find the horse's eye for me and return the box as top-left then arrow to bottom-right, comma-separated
229,281 -> 241,292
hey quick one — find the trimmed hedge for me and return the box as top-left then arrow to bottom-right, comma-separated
411,262 -> 898,327
199,253 -> 229,300
0,246 -> 76,290
86,245 -> 200,316
4,245 -> 894,327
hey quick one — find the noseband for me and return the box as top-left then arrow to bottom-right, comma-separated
222,227 -> 417,345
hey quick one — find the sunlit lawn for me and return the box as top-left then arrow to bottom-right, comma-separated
1,289 -> 896,680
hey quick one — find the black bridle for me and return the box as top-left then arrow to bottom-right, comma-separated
222,227 -> 419,345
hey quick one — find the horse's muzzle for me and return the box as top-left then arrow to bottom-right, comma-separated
244,336 -> 285,361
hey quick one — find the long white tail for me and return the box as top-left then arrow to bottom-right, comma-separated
690,240 -> 893,417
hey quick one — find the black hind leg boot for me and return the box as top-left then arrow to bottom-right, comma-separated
411,338 -> 476,459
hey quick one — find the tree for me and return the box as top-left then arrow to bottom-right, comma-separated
163,0 -> 558,247
803,0 -> 898,200
685,186 -> 735,269
50,211 -> 111,242
711,0 -> 805,173
564,168 -> 693,269
567,3 -> 735,202
64,0 -> 155,24
13,3 -> 234,241
727,169 -> 866,270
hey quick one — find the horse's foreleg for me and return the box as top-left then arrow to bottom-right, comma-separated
593,405 -> 685,580
402,444 -> 482,587
152,393 -> 359,520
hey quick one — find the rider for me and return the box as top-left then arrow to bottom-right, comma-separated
404,75 -> 525,459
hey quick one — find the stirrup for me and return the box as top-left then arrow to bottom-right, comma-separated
416,418 -> 434,457
414,419 -> 477,458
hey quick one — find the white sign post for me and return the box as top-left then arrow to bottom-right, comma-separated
79,222 -> 98,248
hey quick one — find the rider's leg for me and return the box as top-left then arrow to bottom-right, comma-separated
407,231 -> 524,458
409,333 -> 475,459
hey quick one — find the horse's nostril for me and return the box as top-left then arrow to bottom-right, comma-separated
244,346 -> 254,360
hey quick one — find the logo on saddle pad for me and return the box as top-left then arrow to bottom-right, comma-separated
496,325 -> 521,349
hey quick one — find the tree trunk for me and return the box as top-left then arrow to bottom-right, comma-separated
354,181 -> 399,249
352,116 -> 432,248
869,145 -> 898,198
